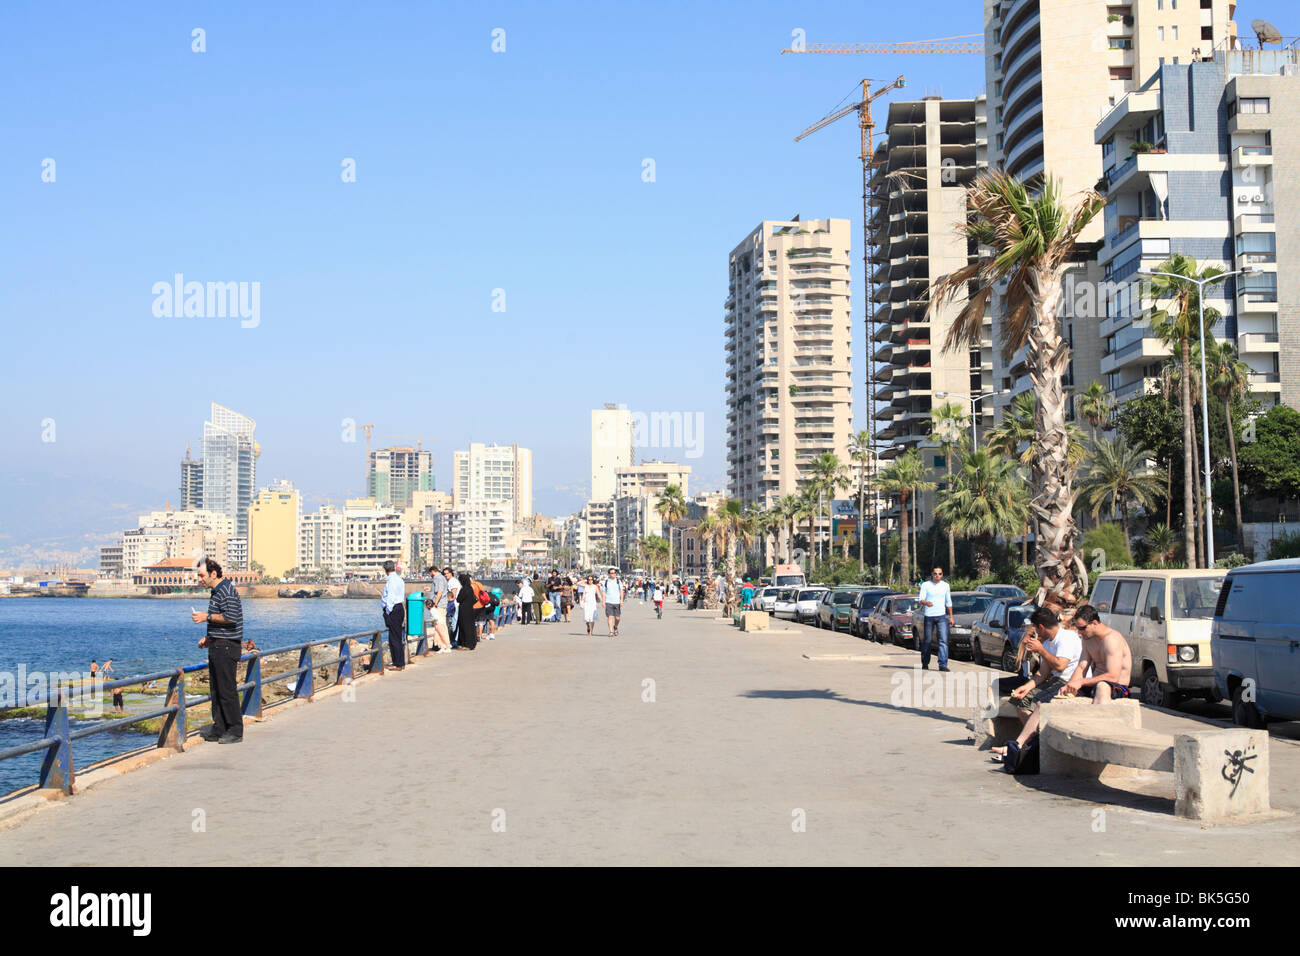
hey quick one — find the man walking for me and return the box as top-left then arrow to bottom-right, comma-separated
191,557 -> 244,744
546,569 -> 562,622
531,572 -> 546,625
918,566 -> 954,672
519,576 -> 534,624
603,567 -> 625,637
381,560 -> 406,670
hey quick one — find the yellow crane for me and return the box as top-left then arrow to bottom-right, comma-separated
792,75 -> 905,553
781,33 -> 983,55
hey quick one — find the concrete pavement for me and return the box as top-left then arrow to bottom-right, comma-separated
2,598 -> 1298,865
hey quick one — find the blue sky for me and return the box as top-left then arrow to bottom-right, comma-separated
1,0 -> 1292,563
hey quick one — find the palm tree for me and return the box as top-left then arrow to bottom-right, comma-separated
775,494 -> 800,563
703,499 -> 755,614
1145,523 -> 1176,567
929,172 -> 1104,606
795,485 -> 820,571
1145,254 -> 1224,569
808,452 -> 849,562
655,484 -> 687,579
849,429 -> 874,574
933,450 -> 1029,579
1076,380 -> 1110,445
1077,437 -> 1165,552
1208,340 -> 1251,555
929,402 -> 969,575
877,450 -> 935,586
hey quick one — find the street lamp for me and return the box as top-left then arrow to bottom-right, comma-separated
1137,265 -> 1261,567
935,390 -> 996,451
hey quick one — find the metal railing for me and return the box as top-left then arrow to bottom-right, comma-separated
0,624 -> 450,796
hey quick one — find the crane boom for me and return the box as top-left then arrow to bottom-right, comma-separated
794,101 -> 864,142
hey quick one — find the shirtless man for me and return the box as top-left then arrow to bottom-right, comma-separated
1062,603 -> 1133,702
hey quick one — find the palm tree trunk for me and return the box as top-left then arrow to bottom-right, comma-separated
910,487 -> 918,583
1226,398 -> 1245,554
1191,413 -> 1204,568
899,492 -> 911,589
1120,499 -> 1131,554
946,452 -> 956,575
1166,459 -> 1172,529
1028,271 -> 1086,606
975,533 -> 992,579
1180,339 -> 1197,568
1021,521 -> 1028,565
725,539 -> 737,614
858,464 -> 866,575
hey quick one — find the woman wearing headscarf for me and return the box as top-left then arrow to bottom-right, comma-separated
456,572 -> 479,650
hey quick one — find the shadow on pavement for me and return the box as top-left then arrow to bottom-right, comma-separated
739,688 -> 969,726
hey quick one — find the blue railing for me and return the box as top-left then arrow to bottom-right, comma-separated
0,626 -> 420,796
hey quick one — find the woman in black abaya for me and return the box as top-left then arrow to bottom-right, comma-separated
456,572 -> 479,650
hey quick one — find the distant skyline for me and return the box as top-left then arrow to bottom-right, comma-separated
3,0 -> 1294,565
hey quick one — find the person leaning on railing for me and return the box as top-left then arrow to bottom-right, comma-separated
191,557 -> 245,744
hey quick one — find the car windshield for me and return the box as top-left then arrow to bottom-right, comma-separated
775,575 -> 804,586
891,597 -> 917,613
1171,577 -> 1223,619
831,590 -> 859,604
778,589 -> 797,601
950,594 -> 993,614
797,590 -> 824,601
982,586 -> 1019,597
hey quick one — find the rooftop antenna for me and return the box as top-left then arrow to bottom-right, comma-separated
1251,19 -> 1282,48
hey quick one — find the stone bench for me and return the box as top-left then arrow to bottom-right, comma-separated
1039,707 -> 1270,823
736,610 -> 769,632
968,695 -> 1140,750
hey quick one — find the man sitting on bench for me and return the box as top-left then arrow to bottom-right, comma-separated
992,607 -> 1082,759
1061,604 -> 1132,701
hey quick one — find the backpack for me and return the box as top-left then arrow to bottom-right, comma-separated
1002,737 -> 1040,775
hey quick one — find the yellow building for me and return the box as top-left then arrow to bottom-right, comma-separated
248,482 -> 301,579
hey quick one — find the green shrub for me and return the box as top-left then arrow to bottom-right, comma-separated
1081,523 -> 1133,569
1214,552 -> 1251,569
1011,563 -> 1039,594
1267,531 -> 1300,561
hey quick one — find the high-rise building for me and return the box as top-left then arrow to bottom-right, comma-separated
179,445 -> 203,510
869,95 -> 993,525
591,405 -> 634,501
1095,43 -> 1298,412
201,403 -> 258,539
248,481 -> 301,579
725,218 -> 853,508
368,446 -> 434,508
614,461 -> 691,498
341,498 -> 408,576
983,0 -> 1239,419
452,442 -> 533,524
298,506 -> 345,576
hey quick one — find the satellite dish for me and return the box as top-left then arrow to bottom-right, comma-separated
1252,19 -> 1283,47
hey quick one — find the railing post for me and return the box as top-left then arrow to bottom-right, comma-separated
295,645 -> 314,700
241,654 -> 263,719
367,631 -> 384,675
415,627 -> 428,658
39,689 -> 74,795
336,637 -> 353,685
157,668 -> 187,752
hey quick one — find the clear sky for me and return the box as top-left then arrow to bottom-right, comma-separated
1,0 -> 1293,564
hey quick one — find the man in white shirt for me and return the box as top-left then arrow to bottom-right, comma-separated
603,568 -> 625,637
380,561 -> 407,670
917,567 -> 955,672
992,606 -> 1082,758
518,577 -> 535,624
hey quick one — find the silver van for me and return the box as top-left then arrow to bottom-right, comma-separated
1090,569 -> 1225,708
1212,558 -> 1300,727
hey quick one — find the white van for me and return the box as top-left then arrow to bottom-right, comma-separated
1090,569 -> 1226,708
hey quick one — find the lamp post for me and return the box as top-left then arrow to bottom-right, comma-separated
935,390 -> 996,451
1138,266 -> 1260,567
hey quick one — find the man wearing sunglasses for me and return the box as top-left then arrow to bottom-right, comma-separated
917,567 -> 954,672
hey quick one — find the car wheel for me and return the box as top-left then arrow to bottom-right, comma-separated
1231,683 -> 1266,729
1140,666 -> 1176,708
1001,643 -> 1018,675
971,635 -> 985,667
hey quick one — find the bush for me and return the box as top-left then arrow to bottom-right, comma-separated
1081,522 -> 1133,569
808,556 -> 863,587
1011,563 -> 1039,594
1268,531 -> 1300,561
1214,552 -> 1251,569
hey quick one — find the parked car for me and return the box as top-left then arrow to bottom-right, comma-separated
771,587 -> 801,620
970,598 -> 1035,673
1092,569 -> 1225,708
849,587 -> 900,637
817,586 -> 866,631
867,595 -> 919,644
793,587 -> 829,624
909,591 -> 996,658
976,583 -> 1028,601
1212,558 -> 1300,727
755,586 -> 780,613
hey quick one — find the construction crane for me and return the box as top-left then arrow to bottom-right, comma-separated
792,76 -> 905,563
781,33 -> 983,55
378,434 -> 430,452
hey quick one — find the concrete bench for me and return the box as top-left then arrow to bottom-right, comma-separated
1039,707 -> 1270,823
737,610 -> 769,632
969,696 -> 1140,750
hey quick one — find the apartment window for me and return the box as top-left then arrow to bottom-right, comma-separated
1234,97 -> 1271,114
1202,25 -> 1214,40
1157,27 -> 1164,41
1172,25 -> 1179,40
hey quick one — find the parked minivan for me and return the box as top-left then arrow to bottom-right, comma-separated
1090,569 -> 1225,708
1212,558 -> 1300,727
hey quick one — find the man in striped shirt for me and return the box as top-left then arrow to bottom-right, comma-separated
192,557 -> 245,744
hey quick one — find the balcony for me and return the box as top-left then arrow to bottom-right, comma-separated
1248,371 -> 1282,393
1239,332 -> 1280,353
1235,211 -> 1275,232
1233,144 -> 1273,168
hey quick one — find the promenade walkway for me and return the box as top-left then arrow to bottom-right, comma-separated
2,599 -> 1298,865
